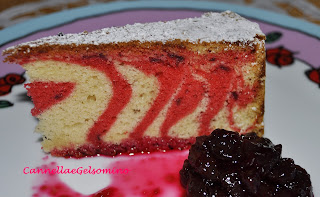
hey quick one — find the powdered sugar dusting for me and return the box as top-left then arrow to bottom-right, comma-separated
8,11 -> 264,49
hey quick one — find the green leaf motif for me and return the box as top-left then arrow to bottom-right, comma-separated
266,32 -> 282,43
0,100 -> 14,108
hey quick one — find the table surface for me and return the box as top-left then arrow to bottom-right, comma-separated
0,0 -> 319,30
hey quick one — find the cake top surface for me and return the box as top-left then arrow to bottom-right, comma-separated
6,11 -> 264,50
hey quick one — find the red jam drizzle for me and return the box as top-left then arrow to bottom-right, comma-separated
23,47 -> 257,145
32,151 -> 188,197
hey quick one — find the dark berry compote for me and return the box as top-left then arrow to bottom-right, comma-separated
180,129 -> 313,197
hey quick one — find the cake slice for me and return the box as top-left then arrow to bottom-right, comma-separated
3,11 -> 266,157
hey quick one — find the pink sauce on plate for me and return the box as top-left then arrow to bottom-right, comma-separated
32,151 -> 188,197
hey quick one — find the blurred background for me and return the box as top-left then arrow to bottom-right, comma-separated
0,0 -> 320,30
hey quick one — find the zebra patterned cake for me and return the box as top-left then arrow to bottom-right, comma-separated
3,11 -> 266,157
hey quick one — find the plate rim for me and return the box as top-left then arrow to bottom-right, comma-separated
0,0 -> 319,47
